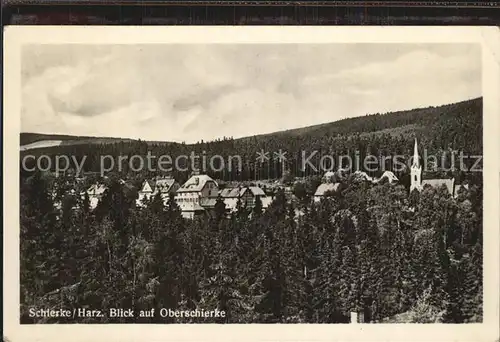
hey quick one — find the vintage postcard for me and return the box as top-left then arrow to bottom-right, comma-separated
3,26 -> 500,342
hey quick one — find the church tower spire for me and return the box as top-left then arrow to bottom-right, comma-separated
412,138 -> 420,168
410,138 -> 422,192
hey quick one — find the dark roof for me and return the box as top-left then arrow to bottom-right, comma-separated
221,186 -> 266,198
155,178 -> 176,193
141,178 -> 176,193
200,198 -> 217,208
178,175 -> 217,193
244,186 -> 266,196
220,187 -> 241,198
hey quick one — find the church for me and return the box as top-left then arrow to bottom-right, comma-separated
410,138 -> 468,198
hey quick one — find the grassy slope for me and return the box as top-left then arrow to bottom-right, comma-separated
20,133 -> 136,149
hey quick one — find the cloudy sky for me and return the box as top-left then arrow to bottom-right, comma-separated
22,44 -> 481,143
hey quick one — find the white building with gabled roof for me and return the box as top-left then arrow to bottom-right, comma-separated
314,182 -> 342,203
175,174 -> 219,219
137,176 -> 180,207
220,185 -> 270,213
374,171 -> 399,184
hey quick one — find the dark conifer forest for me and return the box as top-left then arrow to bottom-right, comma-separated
20,97 -> 482,183
19,97 -> 483,323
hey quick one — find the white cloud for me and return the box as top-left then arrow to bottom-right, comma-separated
21,44 -> 481,143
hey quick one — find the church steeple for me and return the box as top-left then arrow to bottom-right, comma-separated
412,138 -> 420,168
410,138 -> 422,192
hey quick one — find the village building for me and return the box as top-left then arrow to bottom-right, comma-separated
219,187 -> 241,212
313,182 -> 342,203
313,170 -> 346,203
351,170 -> 398,184
241,186 -> 267,208
175,174 -> 219,219
136,176 -> 180,207
352,170 -> 374,183
322,171 -> 336,183
454,183 -> 470,198
220,186 -> 271,213
85,183 -> 108,210
283,186 -> 293,196
50,187 -> 78,211
374,171 -> 399,184
410,138 -> 467,197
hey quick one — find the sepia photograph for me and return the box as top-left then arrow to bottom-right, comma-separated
3,26 -> 500,342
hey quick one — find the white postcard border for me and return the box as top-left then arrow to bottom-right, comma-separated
3,26 -> 499,342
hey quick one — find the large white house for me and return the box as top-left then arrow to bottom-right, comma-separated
175,174 -> 219,219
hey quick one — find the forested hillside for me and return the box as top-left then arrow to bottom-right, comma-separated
20,173 -> 483,323
20,97 -> 482,185
19,97 -> 483,323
